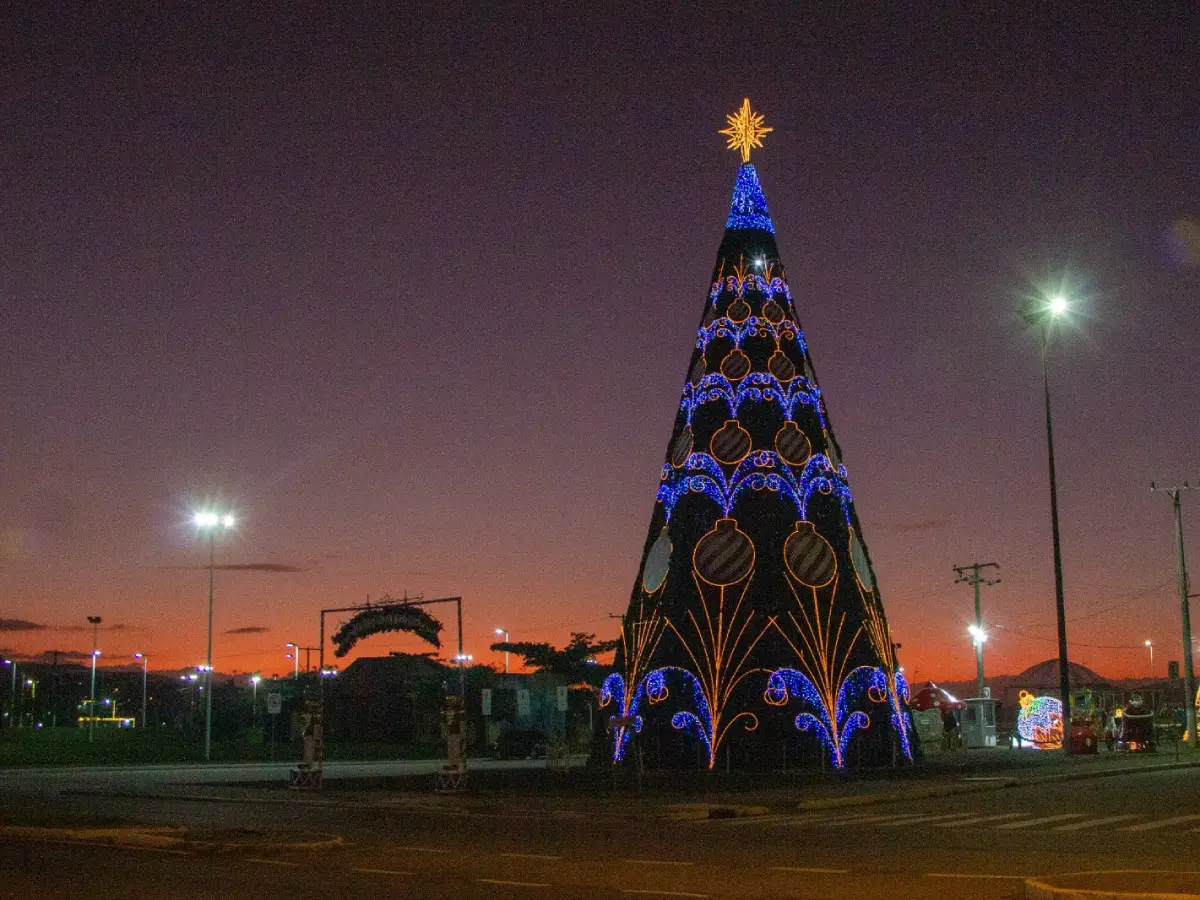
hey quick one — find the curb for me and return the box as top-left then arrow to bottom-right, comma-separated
1025,870 -> 1200,900
0,824 -> 344,853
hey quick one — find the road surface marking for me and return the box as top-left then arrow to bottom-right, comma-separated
719,813 -> 813,826
1123,814 -> 1200,832
771,866 -> 850,874
932,813 -> 1030,827
396,845 -> 451,853
1053,814 -> 1141,832
501,852 -> 562,860
621,891 -> 710,898
353,868 -> 414,876
819,811 -> 903,824
924,873 -> 1028,879
477,879 -> 551,888
248,858 -> 302,867
624,859 -> 695,866
995,813 -> 1085,829
871,813 -> 979,827
827,812 -> 938,826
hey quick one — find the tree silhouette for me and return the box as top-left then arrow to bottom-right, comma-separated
489,632 -> 617,680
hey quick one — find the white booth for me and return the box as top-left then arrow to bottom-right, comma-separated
961,696 -> 998,748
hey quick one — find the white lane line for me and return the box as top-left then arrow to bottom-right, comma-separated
621,891 -> 710,899
1053,814 -> 1141,832
720,813 -> 817,827
501,853 -> 562,861
477,879 -> 551,888
924,873 -> 1029,880
396,845 -> 451,853
932,813 -> 1031,827
247,858 -> 301,867
771,866 -> 850,874
995,813 -> 1085,830
624,859 -> 695,866
353,867 -> 414,876
827,812 -> 938,826
819,812 -> 905,824
872,813 -> 980,827
1124,814 -> 1200,832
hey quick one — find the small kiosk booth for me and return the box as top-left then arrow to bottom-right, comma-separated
961,696 -> 998,748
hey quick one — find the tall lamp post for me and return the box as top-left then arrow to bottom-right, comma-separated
1151,482 -> 1196,746
87,615 -> 102,742
1145,641 -> 1154,680
2,659 -> 16,729
195,511 -> 235,762
494,628 -> 510,674
133,653 -> 149,728
285,643 -> 300,679
1021,293 -> 1073,752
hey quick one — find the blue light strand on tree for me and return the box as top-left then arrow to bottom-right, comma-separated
656,450 -> 853,523
765,665 -> 883,768
681,372 -> 821,424
696,315 -> 806,355
725,164 -> 775,233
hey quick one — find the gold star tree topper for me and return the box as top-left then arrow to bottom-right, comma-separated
720,98 -> 773,163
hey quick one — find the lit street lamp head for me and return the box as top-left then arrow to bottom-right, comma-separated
194,511 -> 235,529
1019,293 -> 1071,327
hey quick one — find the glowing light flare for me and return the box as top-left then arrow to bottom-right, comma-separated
1049,295 -> 1068,316
194,510 -> 235,530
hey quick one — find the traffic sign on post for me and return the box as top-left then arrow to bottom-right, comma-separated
266,692 -> 282,716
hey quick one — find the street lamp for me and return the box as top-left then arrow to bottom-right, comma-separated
1021,292 -> 1074,752
133,653 -> 148,728
194,510 -> 235,762
1145,640 -> 1154,680
2,659 -> 15,730
494,628 -> 510,674
250,674 -> 261,719
285,643 -> 299,679
87,615 -> 102,742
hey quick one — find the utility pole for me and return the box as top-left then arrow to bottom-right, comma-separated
87,616 -> 101,742
1152,481 -> 1196,746
953,563 -> 1000,700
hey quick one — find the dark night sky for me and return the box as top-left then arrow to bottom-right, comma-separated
2,3 -> 1198,681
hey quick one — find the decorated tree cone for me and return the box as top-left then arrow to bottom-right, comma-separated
784,520 -> 836,587
774,421 -> 812,467
710,419 -> 752,465
720,348 -> 751,381
642,526 -> 672,594
693,518 -> 755,586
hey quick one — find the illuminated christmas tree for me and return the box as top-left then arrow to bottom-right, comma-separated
603,100 -> 910,771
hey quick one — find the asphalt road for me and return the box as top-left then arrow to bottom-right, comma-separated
4,766 -> 1200,898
